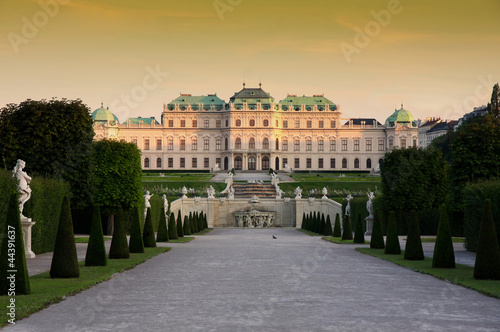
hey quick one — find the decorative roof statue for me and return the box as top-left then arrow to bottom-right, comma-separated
12,159 -> 31,218
321,187 -> 328,199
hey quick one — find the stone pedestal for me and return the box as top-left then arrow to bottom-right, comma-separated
21,217 -> 36,258
365,216 -> 373,236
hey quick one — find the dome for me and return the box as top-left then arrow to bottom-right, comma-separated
91,103 -> 119,125
385,105 -> 414,127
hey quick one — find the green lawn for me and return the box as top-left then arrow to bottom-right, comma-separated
142,173 -> 214,181
323,237 -> 368,245
291,173 -> 381,182
279,181 -> 380,196
0,247 -> 170,327
193,228 -> 214,236
297,229 -> 323,236
357,248 -> 500,299
74,236 -> 111,243
162,236 -> 195,243
415,237 -> 465,243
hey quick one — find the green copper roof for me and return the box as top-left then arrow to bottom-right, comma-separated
167,94 -> 225,111
92,104 -> 119,124
385,105 -> 415,127
124,117 -> 159,125
279,94 -> 337,111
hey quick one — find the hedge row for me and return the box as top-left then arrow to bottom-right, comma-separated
0,169 -> 17,249
463,180 -> 500,252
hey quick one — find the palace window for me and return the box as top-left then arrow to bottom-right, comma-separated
306,139 -> 312,151
225,138 -> 228,150
234,156 -> 242,170
366,158 -> 372,169
354,158 -> 360,169
413,138 -> 417,147
342,158 -> 347,168
378,139 -> 384,151
180,139 -> 186,151
250,119 -> 255,127
168,158 -> 173,168
330,158 -> 336,169
235,138 -> 241,149
216,138 -> 221,151
204,138 -> 210,151
295,119 -> 300,128
204,158 -> 210,168
144,158 -> 150,168
263,119 -> 269,127
307,120 -> 312,128
366,140 -> 372,151
330,139 -> 336,151
156,139 -> 162,150
283,120 -> 288,128
389,138 -> 394,149
306,158 -> 312,169
294,139 -> 300,151
216,158 -> 221,167
283,158 -> 288,169
294,158 -> 300,169
192,158 -> 197,168
282,139 -> 288,151
342,139 -> 348,151
318,139 -> 324,151
401,137 -> 407,149
180,158 -> 185,168
330,120 -> 336,128
180,120 -> 185,127
354,139 -> 360,151
236,119 -> 241,127
225,119 -> 229,127
144,139 -> 150,150
263,138 -> 269,149
192,138 -> 197,151
192,119 -> 197,127
168,139 -> 173,151
318,158 -> 323,169
216,119 -> 221,128
168,120 -> 173,127
156,158 -> 162,168
204,119 -> 210,128
319,120 -> 324,128
249,138 -> 255,149
276,138 -> 279,150
132,138 -> 137,146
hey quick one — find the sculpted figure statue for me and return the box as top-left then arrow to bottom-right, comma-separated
162,194 -> 169,216
144,190 -> 153,218
207,185 -> 216,198
294,186 -> 302,199
345,194 -> 353,217
12,159 -> 31,218
366,192 -> 375,218
228,186 -> 235,199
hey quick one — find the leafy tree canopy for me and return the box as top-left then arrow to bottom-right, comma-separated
487,83 -> 500,118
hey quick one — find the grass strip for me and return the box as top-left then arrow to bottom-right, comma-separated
297,229 -> 323,236
323,237 -> 369,245
193,228 -> 214,236
412,237 -> 465,243
166,237 -> 195,243
356,248 -> 500,299
0,247 -> 170,326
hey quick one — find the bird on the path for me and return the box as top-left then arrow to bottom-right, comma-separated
272,235 -> 277,239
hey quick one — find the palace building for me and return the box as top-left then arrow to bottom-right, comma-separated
92,84 -> 419,172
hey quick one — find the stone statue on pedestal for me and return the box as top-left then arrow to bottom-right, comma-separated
366,192 -> 375,218
294,186 -> 302,199
144,190 -> 153,218
345,194 -> 353,217
12,159 -> 32,218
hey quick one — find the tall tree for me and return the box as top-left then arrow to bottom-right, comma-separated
0,99 -> 94,209
488,83 -> 500,118
473,199 -> 500,279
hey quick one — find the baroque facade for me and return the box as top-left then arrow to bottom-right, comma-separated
92,85 -> 419,171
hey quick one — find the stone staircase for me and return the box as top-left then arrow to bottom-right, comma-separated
232,183 -> 276,198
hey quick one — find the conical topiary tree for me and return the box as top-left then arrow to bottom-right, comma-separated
301,212 -> 306,229
50,196 -> 80,278
198,211 -> 204,231
404,210 -> 424,260
384,211 -> 401,255
177,211 -> 184,237
85,205 -> 107,266
109,206 -> 130,259
474,199 -> 500,280
193,212 -> 199,233
0,194 -> 30,294
342,214 -> 353,240
129,206 -> 144,253
333,214 -> 341,238
321,214 -> 326,235
168,210 -> 178,240
156,207 -> 169,242
432,204 -> 455,268
370,209 -> 384,249
203,212 -> 208,229
142,208 -> 156,247
324,215 -> 333,236
184,212 -> 192,235
303,213 -> 309,231
353,213 -> 365,244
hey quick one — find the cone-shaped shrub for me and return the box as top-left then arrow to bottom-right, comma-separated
324,215 -> 333,236
384,211 -> 401,255
168,210 -> 179,240
0,194 -> 30,294
342,215 -> 353,240
333,214 -> 341,238
198,211 -> 204,231
432,204 -> 455,268
353,213 -> 365,244
177,212 -> 184,237
129,206 -> 144,253
50,196 -> 79,278
303,214 -> 309,231
203,212 -> 208,229
301,213 -> 306,229
184,213 -> 192,235
142,208 -> 156,247
109,206 -> 130,259
370,209 -> 384,249
404,210 -> 424,260
193,212 -> 199,233
85,205 -> 107,266
321,214 -> 326,235
156,207 -> 169,242
190,212 -> 196,234
474,199 -> 500,279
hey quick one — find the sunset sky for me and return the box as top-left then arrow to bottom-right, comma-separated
1,0 -> 499,123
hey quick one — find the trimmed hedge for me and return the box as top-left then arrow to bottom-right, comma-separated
404,210 -> 424,260
333,214 -> 341,237
474,199 -> 500,279
432,204 -> 455,268
128,206 -> 144,253
353,213 -> 365,244
85,206 -> 107,266
370,209 -> 384,249
384,212 -> 401,255
0,169 -> 17,250
108,206 -> 130,259
463,180 -> 500,252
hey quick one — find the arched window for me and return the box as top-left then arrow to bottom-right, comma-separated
262,156 -> 270,170
248,156 -> 256,170
144,158 -> 150,168
156,158 -> 162,168
354,158 -> 360,169
250,119 -> 255,127
263,138 -> 269,149
366,158 -> 372,169
379,158 -> 384,166
249,138 -> 255,149
234,156 -> 242,170
235,137 -> 241,149
342,158 -> 347,169
236,119 -> 241,127
275,138 -> 279,150
263,119 -> 269,127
